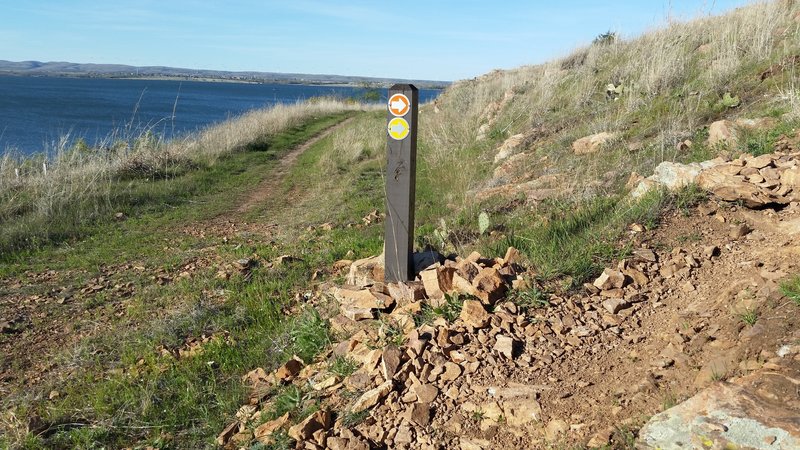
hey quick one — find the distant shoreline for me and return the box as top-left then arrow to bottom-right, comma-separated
0,62 -> 451,90
0,72 -> 420,88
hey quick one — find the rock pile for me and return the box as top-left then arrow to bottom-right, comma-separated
632,150 -> 800,207
697,151 -> 800,208
217,240 -> 732,449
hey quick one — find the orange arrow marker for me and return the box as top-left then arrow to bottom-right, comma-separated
388,93 -> 410,117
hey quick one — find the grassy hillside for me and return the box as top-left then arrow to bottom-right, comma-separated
423,0 -> 798,201
1,1 -> 799,449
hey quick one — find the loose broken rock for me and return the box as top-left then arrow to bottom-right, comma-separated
460,300 -> 490,328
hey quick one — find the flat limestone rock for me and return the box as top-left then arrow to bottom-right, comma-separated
696,166 -> 776,208
460,300 -> 490,328
351,380 -> 393,413
346,255 -> 385,287
638,364 -> 800,449
572,132 -> 615,155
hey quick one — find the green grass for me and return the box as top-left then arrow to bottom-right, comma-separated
414,292 -> 468,327
739,308 -> 759,326
269,385 -> 314,421
780,275 -> 800,306
508,286 -> 550,311
339,409 -> 370,428
327,356 -> 359,378
674,183 -> 708,216
289,309 -> 332,363
1,112 -> 379,449
6,5 -> 800,448
502,189 -> 667,288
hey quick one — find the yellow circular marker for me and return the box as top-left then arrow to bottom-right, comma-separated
387,117 -> 410,140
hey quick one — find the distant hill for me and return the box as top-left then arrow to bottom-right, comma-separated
0,60 -> 449,89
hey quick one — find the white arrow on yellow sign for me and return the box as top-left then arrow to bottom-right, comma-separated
387,117 -> 410,140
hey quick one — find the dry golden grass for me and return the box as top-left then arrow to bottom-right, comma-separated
0,99 -> 371,237
417,0 -> 800,208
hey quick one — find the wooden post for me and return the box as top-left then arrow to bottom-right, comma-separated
384,84 -> 418,282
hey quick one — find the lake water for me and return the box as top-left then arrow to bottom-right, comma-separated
0,75 -> 442,156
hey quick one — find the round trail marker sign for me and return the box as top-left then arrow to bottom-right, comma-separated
388,93 -> 411,117
387,117 -> 410,140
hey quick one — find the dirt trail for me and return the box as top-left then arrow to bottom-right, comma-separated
236,116 -> 354,215
179,116 -> 355,242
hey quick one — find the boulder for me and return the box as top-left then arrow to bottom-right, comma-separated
650,161 -> 703,190
406,403 -> 431,426
381,345 -> 402,380
545,419 -> 569,442
493,335 -> 516,359
413,384 -> 439,403
421,267 -> 456,302
288,409 -> 332,442
472,267 -> 507,304
629,158 -> 725,198
593,268 -> 626,290
696,166 -> 774,208
572,132 -> 615,155
346,255 -> 385,287
386,281 -> 425,306
782,166 -> 800,187
275,357 -> 304,382
494,133 -> 526,163
502,398 -> 542,427
746,154 -> 775,169
638,365 -> 800,449
630,178 -> 662,199
254,413 -> 289,444
331,287 -> 392,310
708,120 -> 737,147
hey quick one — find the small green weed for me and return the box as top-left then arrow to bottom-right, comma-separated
780,275 -> 800,306
509,287 -> 549,311
676,232 -> 703,244
674,184 -> 708,216
435,293 -> 465,322
739,309 -> 759,326
415,293 -> 466,325
378,317 -> 407,347
611,426 -> 638,449
328,356 -> 359,378
269,385 -> 319,423
662,390 -> 678,410
289,309 -> 331,363
340,409 -> 370,428
593,30 -> 618,45
270,385 -> 304,419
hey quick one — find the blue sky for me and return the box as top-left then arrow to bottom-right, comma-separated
1,0 -> 752,81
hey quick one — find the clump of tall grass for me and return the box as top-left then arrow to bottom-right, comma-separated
0,98 -> 371,255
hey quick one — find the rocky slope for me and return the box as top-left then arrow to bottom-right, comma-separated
217,150 -> 800,449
